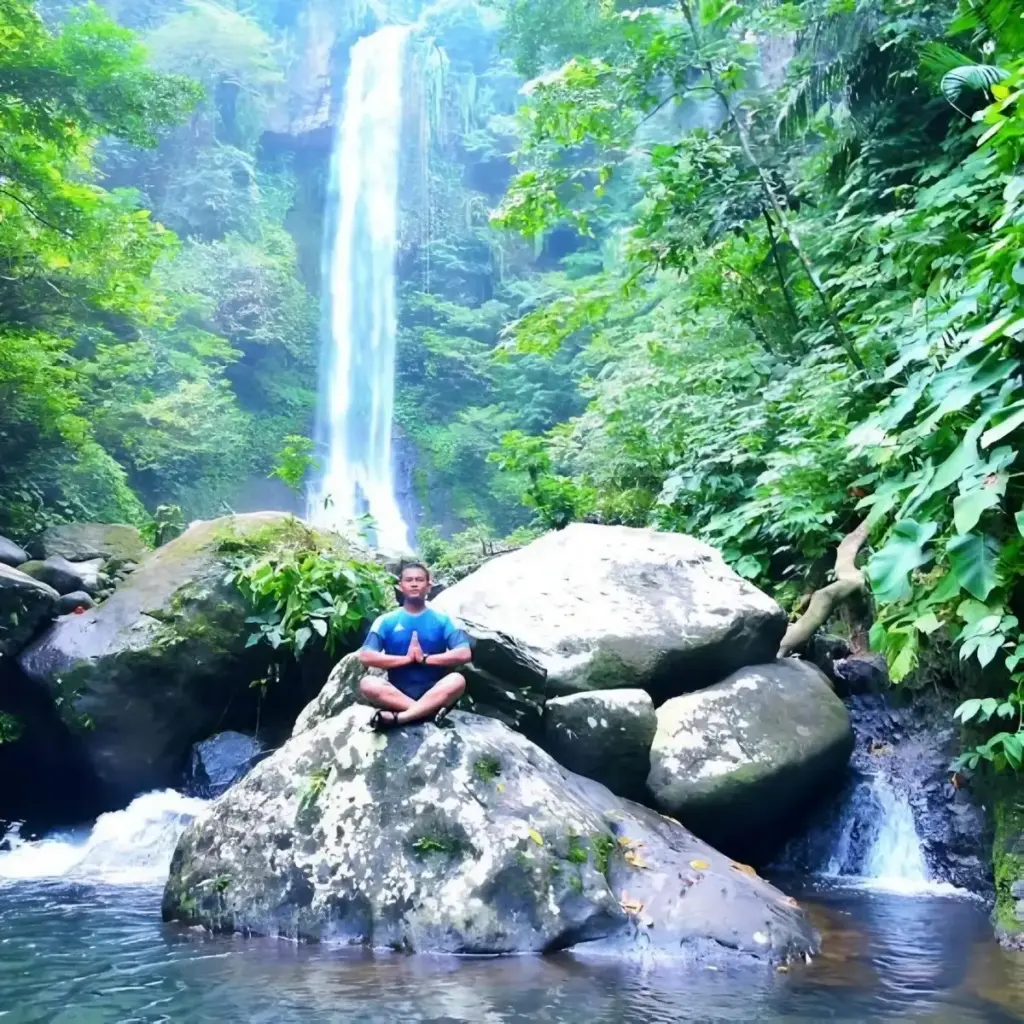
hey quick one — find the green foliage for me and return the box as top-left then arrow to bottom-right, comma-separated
488,0 -> 1024,770
0,713 -> 24,745
224,520 -> 394,659
473,756 -> 503,782
269,435 -> 319,494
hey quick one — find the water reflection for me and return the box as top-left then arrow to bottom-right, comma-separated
0,881 -> 1021,1023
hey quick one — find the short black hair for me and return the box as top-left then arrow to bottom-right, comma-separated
399,561 -> 430,578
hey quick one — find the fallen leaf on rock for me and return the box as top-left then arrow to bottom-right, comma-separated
624,849 -> 649,869
619,891 -> 644,916
528,828 -> 543,846
689,859 -> 709,870
730,861 -> 758,878
496,783 -> 505,793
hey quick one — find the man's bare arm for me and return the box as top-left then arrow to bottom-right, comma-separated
359,649 -> 412,670
424,646 -> 473,669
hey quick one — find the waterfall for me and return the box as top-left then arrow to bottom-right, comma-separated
308,25 -> 413,553
776,694 -> 979,896
0,791 -> 207,885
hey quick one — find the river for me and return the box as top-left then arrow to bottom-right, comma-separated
0,793 -> 1022,1022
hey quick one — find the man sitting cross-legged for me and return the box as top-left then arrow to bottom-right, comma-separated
358,562 -> 472,731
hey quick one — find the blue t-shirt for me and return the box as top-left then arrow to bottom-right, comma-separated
362,606 -> 471,698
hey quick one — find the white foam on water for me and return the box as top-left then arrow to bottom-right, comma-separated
0,790 -> 208,885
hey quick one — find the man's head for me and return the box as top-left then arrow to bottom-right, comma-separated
398,562 -> 431,605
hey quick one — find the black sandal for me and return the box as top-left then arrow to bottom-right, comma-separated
434,705 -> 457,729
370,710 -> 404,732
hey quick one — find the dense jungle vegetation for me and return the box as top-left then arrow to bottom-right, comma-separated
2,0 -> 1024,771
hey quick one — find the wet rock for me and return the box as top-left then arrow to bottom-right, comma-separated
163,707 -> 818,963
1012,879 -> 1024,899
647,660 -> 853,858
17,513 -> 337,809
832,654 -> 888,695
0,536 -> 29,569
0,564 -> 59,658
542,689 -> 656,800
57,592 -> 95,615
186,731 -> 266,799
807,633 -> 852,684
432,523 -> 786,704
36,523 -> 147,567
20,556 -> 104,596
1017,900 -> 1024,923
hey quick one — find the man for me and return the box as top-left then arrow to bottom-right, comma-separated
358,562 -> 471,730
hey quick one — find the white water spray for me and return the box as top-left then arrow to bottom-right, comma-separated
0,791 -> 207,885
308,25 -> 413,552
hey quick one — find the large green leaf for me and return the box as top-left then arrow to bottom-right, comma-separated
866,520 -> 938,603
952,486 -> 1001,534
947,532 -> 1001,601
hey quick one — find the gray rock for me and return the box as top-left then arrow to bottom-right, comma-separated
832,654 -> 889,694
57,591 -> 96,615
0,563 -> 59,657
186,731 -> 266,798
542,689 -> 656,800
292,652 -> 378,736
647,660 -> 853,857
1012,879 -> 1024,900
20,555 -> 104,596
433,524 -> 786,704
163,707 -> 818,963
36,523 -> 148,566
1017,899 -> 1024,923
0,536 -> 29,568
17,513 -> 330,807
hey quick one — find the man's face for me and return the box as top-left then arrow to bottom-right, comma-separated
399,567 -> 430,602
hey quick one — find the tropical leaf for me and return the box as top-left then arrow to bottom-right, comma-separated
940,64 -> 1009,111
947,532 -> 1001,602
866,520 -> 938,602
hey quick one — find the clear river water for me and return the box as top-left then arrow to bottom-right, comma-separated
0,792 -> 1022,1023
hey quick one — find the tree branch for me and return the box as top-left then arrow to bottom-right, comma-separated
0,187 -> 73,238
778,519 -> 870,657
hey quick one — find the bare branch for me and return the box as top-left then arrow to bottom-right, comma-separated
778,519 -> 870,658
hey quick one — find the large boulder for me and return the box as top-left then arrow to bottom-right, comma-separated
432,524 -> 786,704
647,660 -> 854,858
36,523 -> 148,566
542,689 -> 656,800
0,536 -> 29,568
0,564 -> 59,658
163,707 -> 817,963
16,513 -> 330,808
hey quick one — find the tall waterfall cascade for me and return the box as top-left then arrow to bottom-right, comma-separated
308,25 -> 413,552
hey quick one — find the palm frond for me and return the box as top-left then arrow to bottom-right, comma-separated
952,0 -> 1024,51
919,42 -> 977,83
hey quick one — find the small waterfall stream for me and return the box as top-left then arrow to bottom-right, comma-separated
0,791 -> 207,885
309,25 -> 413,552
777,693 -> 987,896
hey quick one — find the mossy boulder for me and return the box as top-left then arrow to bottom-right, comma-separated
990,779 -> 1024,951
17,513 -> 352,810
0,563 -> 59,658
35,523 -> 148,566
432,524 -> 786,704
163,707 -> 818,963
647,660 -> 854,859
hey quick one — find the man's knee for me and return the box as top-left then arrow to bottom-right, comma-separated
447,672 -> 467,696
359,675 -> 385,699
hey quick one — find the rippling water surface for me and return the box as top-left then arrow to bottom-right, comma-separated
0,880 -> 1021,1023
